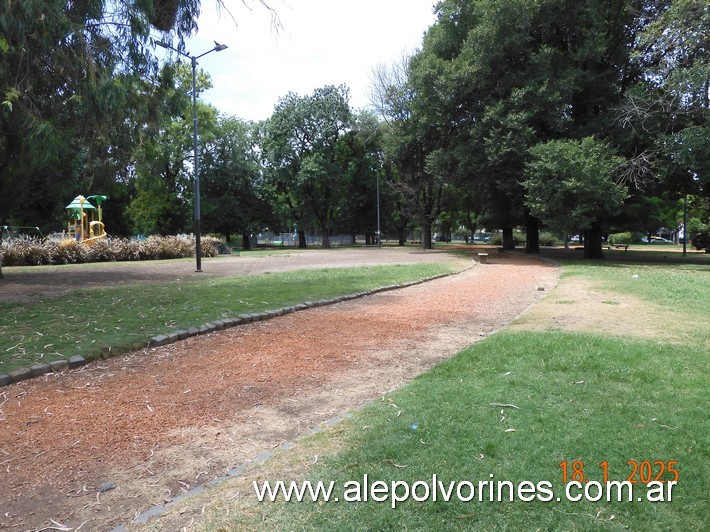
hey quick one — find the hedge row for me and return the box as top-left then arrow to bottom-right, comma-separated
0,235 -> 223,266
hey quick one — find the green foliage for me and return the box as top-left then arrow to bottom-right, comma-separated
609,232 -> 633,245
0,0 -> 200,232
372,55 -> 444,249
1,0 -> 705,262
201,116 -> 270,240
263,85 -> 356,247
127,63 -> 216,236
688,218 -> 710,251
408,0 -> 644,249
537,231 -> 559,246
616,0 -> 709,196
333,111 -> 384,239
524,137 -> 628,234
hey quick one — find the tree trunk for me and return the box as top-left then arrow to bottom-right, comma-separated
502,227 -> 515,250
297,229 -> 307,248
321,227 -> 331,249
525,214 -> 540,254
224,232 -> 232,243
398,228 -> 406,246
241,231 -> 251,251
584,222 -> 605,259
421,222 -> 433,250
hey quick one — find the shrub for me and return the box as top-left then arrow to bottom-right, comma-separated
53,240 -> 87,264
110,238 -> 143,261
154,236 -> 191,259
538,231 -> 560,246
202,236 -> 221,257
0,235 -> 227,266
688,218 -> 710,251
1,239 -> 53,265
609,232 -> 632,245
0,242 -> 23,266
84,240 -> 117,262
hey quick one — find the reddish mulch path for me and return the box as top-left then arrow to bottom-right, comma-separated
0,251 -> 557,531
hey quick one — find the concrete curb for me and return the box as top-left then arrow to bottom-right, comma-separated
111,412 -> 354,531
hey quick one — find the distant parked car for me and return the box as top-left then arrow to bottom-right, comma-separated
651,237 -> 672,243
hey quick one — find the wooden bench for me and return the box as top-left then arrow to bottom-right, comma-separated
610,243 -> 629,251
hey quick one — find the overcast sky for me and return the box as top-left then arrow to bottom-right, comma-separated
175,0 -> 437,121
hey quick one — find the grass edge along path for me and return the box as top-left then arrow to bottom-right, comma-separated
135,257 -> 709,531
0,262 -> 459,380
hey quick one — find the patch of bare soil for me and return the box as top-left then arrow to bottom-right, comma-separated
507,276 -> 703,345
0,251 -> 557,531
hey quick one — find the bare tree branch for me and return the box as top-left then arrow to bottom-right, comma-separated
615,150 -> 659,191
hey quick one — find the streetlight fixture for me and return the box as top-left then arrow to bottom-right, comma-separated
156,40 -> 228,272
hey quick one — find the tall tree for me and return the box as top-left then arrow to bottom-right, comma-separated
0,0 -> 200,231
412,0 -> 650,256
126,63 -> 215,235
263,85 -> 353,248
524,137 -> 628,258
334,111 -> 383,244
201,116 -> 270,249
615,0 -> 708,194
371,55 -> 443,249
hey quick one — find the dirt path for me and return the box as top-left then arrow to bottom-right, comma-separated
0,251 -> 557,531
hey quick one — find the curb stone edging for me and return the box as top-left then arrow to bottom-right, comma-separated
112,412 -> 354,531
109,258 -> 566,530
0,266 -> 472,389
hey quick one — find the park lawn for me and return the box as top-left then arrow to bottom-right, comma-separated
0,262 -> 456,374
186,257 -> 708,531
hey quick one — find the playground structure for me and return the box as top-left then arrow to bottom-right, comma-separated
65,195 -> 109,244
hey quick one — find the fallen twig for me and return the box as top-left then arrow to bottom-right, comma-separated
491,403 -> 520,409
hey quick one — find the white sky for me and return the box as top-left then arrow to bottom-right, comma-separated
178,0 -> 437,121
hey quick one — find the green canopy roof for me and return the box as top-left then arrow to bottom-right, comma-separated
65,195 -> 96,210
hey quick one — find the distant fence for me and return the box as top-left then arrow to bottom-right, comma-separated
255,233 -> 404,247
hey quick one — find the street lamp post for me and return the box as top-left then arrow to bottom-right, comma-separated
156,40 -> 228,272
376,170 -> 381,247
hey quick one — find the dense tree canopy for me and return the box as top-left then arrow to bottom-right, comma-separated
201,116 -> 270,248
0,0 -> 202,228
263,85 -> 355,248
1,0 -> 707,273
525,137 -> 628,258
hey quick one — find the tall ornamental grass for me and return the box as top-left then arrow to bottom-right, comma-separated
0,235 -> 222,266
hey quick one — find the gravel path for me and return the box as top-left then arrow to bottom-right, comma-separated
0,249 -> 558,530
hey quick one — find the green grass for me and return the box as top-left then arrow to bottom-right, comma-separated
208,259 -> 709,531
561,261 -> 710,314
0,262 -> 455,373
